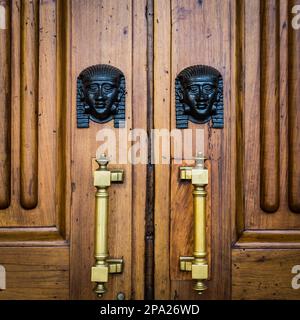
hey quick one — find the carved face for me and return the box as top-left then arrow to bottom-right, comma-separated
181,75 -> 218,121
82,76 -> 120,120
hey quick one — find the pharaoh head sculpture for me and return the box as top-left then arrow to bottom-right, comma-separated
77,64 -> 126,128
175,65 -> 223,129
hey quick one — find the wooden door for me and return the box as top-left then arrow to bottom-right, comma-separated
0,0 -> 299,301
153,0 -> 300,300
0,0 -> 71,299
0,0 -> 148,300
231,0 -> 300,300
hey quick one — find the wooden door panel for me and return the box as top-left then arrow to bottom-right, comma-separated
236,0 -> 300,230
0,0 -> 299,300
0,247 -> 69,300
154,0 -> 300,300
0,0 -> 10,210
154,0 -> 232,300
232,0 -> 300,299
70,0 -> 148,300
0,0 -> 71,299
0,0 -> 70,231
0,0 -> 148,300
70,0 -> 133,300
232,249 -> 300,300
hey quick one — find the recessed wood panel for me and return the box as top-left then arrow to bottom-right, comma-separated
232,249 -> 300,300
0,0 -> 11,210
260,0 -> 280,213
0,0 -> 70,240
288,0 -> 300,214
20,0 -> 39,210
0,247 -> 69,300
237,0 -> 300,230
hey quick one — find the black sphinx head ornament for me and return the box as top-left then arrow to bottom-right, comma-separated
175,65 -> 223,129
77,64 -> 126,128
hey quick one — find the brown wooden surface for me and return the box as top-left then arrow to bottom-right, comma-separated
131,0 -> 148,300
232,249 -> 300,300
260,0 -> 280,213
153,0 -> 232,300
157,0 -> 300,300
234,0 -> 300,233
0,247 -> 69,300
153,0 -> 171,300
170,0 -> 232,300
0,0 -> 11,210
0,0 -> 70,235
288,0 -> 300,213
0,0 -> 70,300
238,0 -> 300,230
20,0 -> 39,209
0,0 -> 299,300
232,0 -> 244,242
234,230 -> 300,248
56,0 -> 72,240
232,0 -> 300,300
70,0 -> 147,300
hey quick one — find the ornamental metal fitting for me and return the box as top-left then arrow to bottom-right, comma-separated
92,154 -> 124,298
175,65 -> 223,129
179,151 -> 209,295
77,64 -> 126,128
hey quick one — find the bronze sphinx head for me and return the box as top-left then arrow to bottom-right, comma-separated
176,65 -> 223,129
77,64 -> 126,128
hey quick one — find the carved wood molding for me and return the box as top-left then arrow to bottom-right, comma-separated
0,0 -> 71,242
234,0 -> 300,246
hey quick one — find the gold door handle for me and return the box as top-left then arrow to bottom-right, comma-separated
91,154 -> 124,298
179,152 -> 209,294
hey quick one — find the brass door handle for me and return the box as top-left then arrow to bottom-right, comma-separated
91,154 -> 124,298
179,152 -> 209,294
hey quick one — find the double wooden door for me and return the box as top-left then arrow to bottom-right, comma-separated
0,0 -> 299,300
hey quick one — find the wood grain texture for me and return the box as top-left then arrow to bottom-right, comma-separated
0,0 -> 70,300
288,0 -> 300,213
1,0 -> 298,300
0,0 -> 70,299
131,0 -> 148,300
20,0 -> 39,209
243,0 -> 263,227
0,227 -> 68,245
233,0 -> 245,240
153,0 -> 232,300
0,0 -> 71,242
70,0 -> 139,300
153,0 -> 171,299
232,0 -> 300,291
56,0 -> 71,240
0,0 -> 11,209
232,249 -> 300,300
0,247 -> 69,300
237,0 -> 300,230
171,0 -> 232,300
234,230 -> 300,248
260,0 -> 280,213
170,163 -> 193,281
